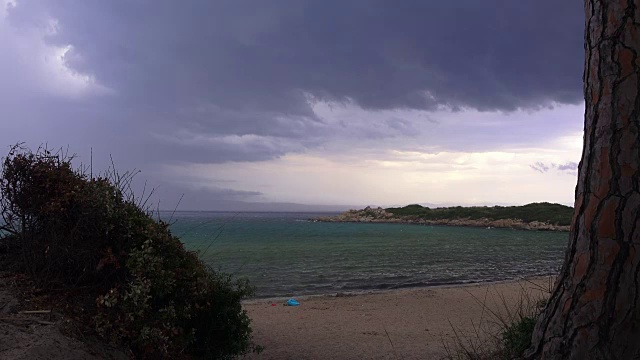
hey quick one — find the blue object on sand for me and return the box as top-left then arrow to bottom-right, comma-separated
287,298 -> 300,306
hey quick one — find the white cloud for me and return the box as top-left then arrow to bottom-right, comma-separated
0,0 -> 15,18
0,2 -> 112,100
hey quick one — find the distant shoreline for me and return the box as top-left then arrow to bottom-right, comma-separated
313,204 -> 572,232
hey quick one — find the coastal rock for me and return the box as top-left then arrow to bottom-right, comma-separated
316,206 -> 393,223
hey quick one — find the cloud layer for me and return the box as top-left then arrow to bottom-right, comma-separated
1,1 -> 585,208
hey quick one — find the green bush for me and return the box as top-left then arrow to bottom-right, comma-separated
500,316 -> 537,358
0,144 -> 258,358
0,145 -> 147,286
443,281 -> 550,360
94,220 -> 257,358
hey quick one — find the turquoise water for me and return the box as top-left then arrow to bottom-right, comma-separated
165,211 -> 568,298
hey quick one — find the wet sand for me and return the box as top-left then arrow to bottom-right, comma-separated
243,277 -> 554,360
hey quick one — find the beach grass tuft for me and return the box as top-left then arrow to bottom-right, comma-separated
442,277 -> 553,360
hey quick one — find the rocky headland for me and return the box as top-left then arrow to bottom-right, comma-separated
315,206 -> 571,232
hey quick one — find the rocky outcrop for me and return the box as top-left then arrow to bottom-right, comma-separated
315,206 -> 394,223
314,207 -> 570,232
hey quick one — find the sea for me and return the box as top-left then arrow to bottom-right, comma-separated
164,211 -> 568,298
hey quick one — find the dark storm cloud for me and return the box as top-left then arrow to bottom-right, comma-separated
8,0 -> 583,133
42,1 -> 581,110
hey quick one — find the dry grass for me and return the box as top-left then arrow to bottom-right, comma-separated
443,276 -> 555,360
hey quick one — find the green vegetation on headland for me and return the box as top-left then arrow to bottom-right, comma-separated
0,145 -> 259,358
316,202 -> 573,231
387,202 -> 573,226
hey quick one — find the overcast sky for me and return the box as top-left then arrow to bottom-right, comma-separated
1,0 -> 584,211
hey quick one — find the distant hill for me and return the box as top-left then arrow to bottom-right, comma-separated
386,202 -> 573,226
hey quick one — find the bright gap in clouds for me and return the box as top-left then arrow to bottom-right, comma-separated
0,0 -> 14,17
0,1 -> 110,99
162,103 -> 584,208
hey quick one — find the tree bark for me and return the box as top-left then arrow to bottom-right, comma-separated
526,1 -> 640,359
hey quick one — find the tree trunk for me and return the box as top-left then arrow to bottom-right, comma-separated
526,1 -> 640,359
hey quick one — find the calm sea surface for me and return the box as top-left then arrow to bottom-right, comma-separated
164,211 -> 568,298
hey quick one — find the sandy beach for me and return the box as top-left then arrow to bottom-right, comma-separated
243,277 -> 555,360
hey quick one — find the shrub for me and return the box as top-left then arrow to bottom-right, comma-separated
500,315 -> 537,358
0,145 -> 135,286
95,221 -> 257,358
443,279 -> 552,360
0,144 -> 258,358
386,202 -> 573,225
